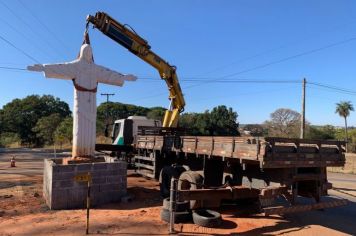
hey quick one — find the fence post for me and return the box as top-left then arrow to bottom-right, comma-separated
169,177 -> 177,234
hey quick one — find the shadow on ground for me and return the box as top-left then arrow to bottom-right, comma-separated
241,197 -> 356,235
99,187 -> 162,210
0,180 -> 35,189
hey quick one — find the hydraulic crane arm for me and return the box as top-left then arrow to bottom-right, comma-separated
86,12 -> 185,128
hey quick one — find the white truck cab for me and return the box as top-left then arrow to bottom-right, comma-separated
111,116 -> 161,146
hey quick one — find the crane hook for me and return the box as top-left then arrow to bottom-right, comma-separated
82,21 -> 91,45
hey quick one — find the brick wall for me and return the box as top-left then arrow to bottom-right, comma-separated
43,158 -> 127,210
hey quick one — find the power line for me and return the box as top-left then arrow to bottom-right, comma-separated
0,34 -> 73,86
0,66 -> 27,71
0,34 -> 41,63
129,80 -> 300,102
139,77 -> 300,83
0,0 -> 66,58
17,0 -> 71,54
184,36 -> 356,90
131,36 -> 356,101
188,85 -> 299,103
0,66 -> 300,83
307,83 -> 356,96
308,81 -> 356,95
1,63 -> 355,97
0,15 -> 54,60
190,19 -> 356,78
1,64 -> 356,100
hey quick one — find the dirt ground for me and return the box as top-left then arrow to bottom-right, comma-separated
0,148 -> 356,236
328,153 -> 356,174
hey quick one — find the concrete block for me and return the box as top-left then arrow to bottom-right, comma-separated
91,170 -> 109,177
109,184 -> 121,192
43,157 -> 127,210
119,162 -> 128,170
52,180 -> 61,189
76,164 -> 93,171
120,182 -> 127,190
106,176 -> 120,183
93,163 -> 108,170
107,170 -> 120,176
108,191 -> 122,201
55,172 -> 74,180
60,180 -> 74,188
106,162 -> 120,170
73,181 -> 87,188
69,189 -> 86,203
99,184 -> 114,192
92,177 -> 107,184
55,165 -> 76,173
90,185 -> 100,193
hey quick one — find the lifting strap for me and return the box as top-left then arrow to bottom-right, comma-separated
72,79 -> 97,93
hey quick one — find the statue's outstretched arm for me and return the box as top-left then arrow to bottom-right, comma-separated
95,64 -> 137,86
27,62 -> 76,80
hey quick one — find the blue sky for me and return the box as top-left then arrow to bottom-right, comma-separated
1,0 -> 356,126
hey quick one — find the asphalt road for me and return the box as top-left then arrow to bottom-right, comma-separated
283,173 -> 356,235
0,148 -> 69,179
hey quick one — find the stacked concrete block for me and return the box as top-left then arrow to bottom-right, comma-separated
43,157 -> 127,210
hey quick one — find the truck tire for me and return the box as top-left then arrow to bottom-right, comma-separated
160,208 -> 192,223
192,209 -> 222,228
162,198 -> 190,212
178,171 -> 204,209
159,165 -> 186,198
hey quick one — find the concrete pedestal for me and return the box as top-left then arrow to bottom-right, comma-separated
43,157 -> 127,210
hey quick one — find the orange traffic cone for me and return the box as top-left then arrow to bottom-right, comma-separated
10,156 -> 16,167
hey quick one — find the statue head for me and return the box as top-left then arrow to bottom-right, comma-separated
79,44 -> 94,63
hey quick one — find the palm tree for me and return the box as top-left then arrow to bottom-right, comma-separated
335,101 -> 354,150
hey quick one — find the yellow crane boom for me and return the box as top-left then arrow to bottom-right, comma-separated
86,12 -> 185,128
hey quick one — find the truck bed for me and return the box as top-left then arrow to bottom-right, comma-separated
136,135 -> 345,168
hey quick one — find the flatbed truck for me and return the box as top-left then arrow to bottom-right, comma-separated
88,12 -> 348,214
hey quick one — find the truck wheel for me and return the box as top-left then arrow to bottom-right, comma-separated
162,197 -> 190,212
159,166 -> 186,198
192,209 -> 222,228
160,208 -> 192,223
178,171 -> 204,209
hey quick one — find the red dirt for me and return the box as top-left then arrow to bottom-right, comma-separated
0,171 -> 346,236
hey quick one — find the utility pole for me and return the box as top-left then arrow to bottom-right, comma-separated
101,93 -> 115,137
101,93 -> 115,103
300,78 -> 306,139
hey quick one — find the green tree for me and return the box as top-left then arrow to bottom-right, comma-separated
306,125 -> 336,140
179,106 -> 239,136
32,113 -> 63,145
335,101 -> 354,147
97,102 -> 149,129
96,102 -> 167,136
264,108 -> 301,138
0,132 -> 20,148
179,112 -> 204,135
242,124 -> 266,136
0,95 -> 71,146
147,107 -> 166,121
208,106 -> 239,135
54,117 -> 73,147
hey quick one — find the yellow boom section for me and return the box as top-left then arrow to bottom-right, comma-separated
87,12 -> 185,127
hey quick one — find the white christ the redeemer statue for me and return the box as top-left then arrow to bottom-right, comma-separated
28,43 -> 137,159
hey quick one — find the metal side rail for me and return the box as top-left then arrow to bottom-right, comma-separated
263,198 -> 348,216
134,155 -> 156,179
